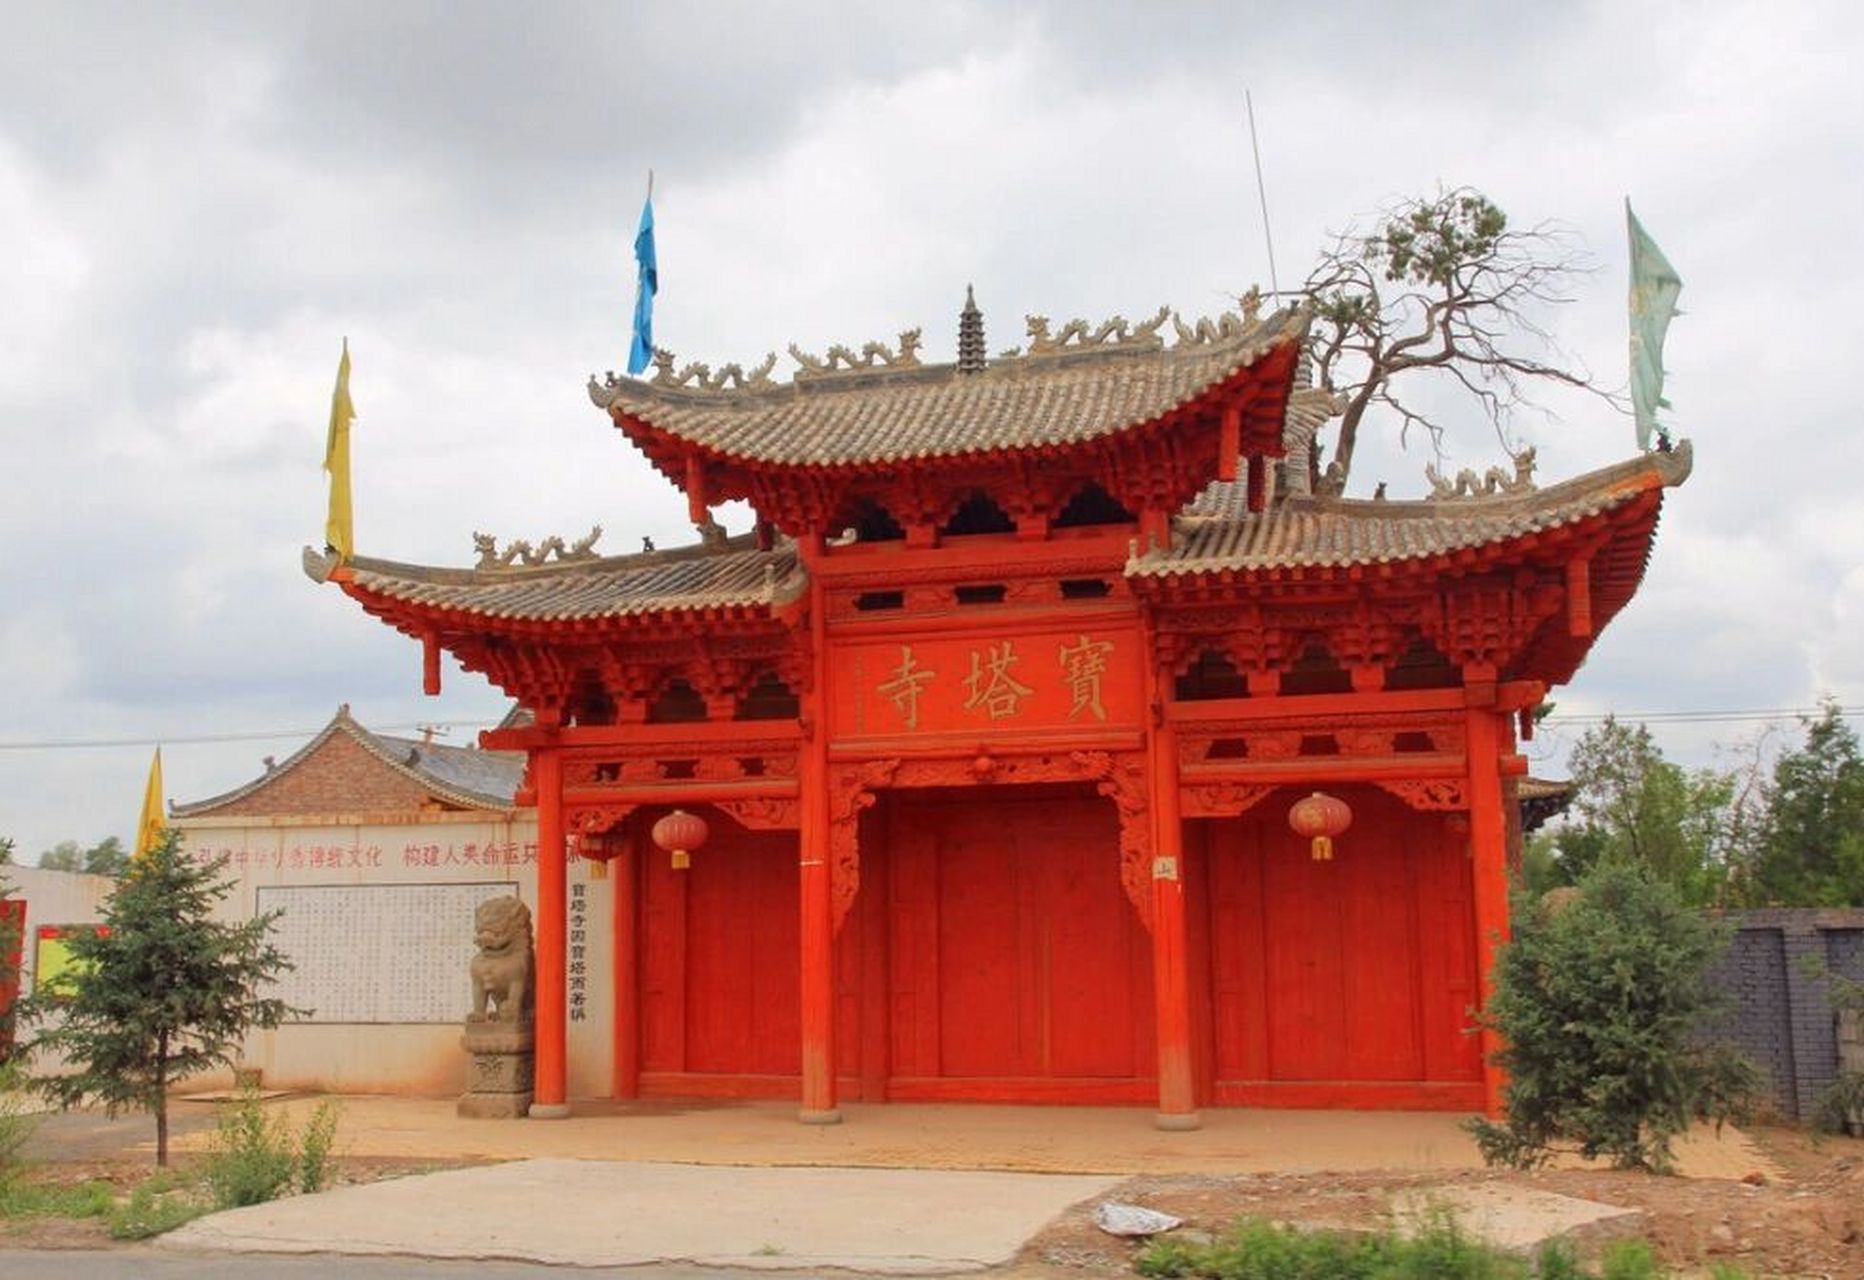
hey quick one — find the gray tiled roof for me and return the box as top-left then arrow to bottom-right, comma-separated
587,309 -> 1307,467
1136,443 -> 1693,576
305,535 -> 804,622
369,732 -> 525,805
171,706 -> 523,817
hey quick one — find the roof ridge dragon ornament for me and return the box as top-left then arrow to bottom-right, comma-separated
1170,287 -> 1265,348
1019,305 -> 1171,357
1425,447 -> 1538,500
472,525 -> 604,569
787,327 -> 924,379
645,349 -> 779,392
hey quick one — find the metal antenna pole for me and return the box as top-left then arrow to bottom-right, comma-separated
1246,90 -> 1280,299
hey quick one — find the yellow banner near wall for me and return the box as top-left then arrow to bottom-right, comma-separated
324,338 -> 356,561
135,746 -> 164,859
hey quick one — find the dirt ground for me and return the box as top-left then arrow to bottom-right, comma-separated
6,1103 -> 1860,1277
1011,1127 -> 1864,1280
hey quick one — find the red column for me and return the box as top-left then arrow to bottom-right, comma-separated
798,547 -> 840,1123
531,747 -> 569,1117
611,843 -> 639,1099
1466,705 -> 1512,1119
1150,719 -> 1199,1129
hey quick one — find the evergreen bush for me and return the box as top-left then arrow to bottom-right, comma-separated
1470,862 -> 1760,1172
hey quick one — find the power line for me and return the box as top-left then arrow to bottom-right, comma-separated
0,720 -> 504,752
1542,706 -> 1859,727
0,705 -> 1854,753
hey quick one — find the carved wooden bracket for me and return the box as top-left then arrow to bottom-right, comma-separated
565,803 -> 637,864
715,797 -> 801,830
824,749 -> 1153,934
1376,779 -> 1469,812
828,759 -> 901,934
1180,782 -> 1275,820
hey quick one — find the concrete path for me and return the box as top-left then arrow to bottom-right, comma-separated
1392,1183 -> 1644,1252
162,1158 -> 1121,1274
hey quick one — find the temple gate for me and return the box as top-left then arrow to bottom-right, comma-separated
309,292 -> 1690,1126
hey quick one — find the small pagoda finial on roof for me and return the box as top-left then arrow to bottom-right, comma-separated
957,284 -> 986,375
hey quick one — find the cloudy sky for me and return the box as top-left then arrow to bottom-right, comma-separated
2,2 -> 1859,858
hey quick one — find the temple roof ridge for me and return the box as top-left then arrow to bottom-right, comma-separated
588,304 -> 1309,472
303,530 -> 806,622
1144,440 -> 1693,576
590,301 -> 1302,407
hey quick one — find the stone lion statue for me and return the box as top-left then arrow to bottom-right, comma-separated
468,896 -> 534,1023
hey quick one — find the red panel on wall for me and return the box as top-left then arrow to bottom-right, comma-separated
885,786 -> 1155,1092
1205,788 -> 1480,1102
0,898 -> 24,1057
639,821 -> 800,1078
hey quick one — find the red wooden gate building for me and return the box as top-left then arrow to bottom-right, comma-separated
308,296 -> 1689,1126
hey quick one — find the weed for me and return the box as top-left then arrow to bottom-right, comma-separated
108,1178 -> 207,1240
0,1063 -> 38,1193
203,1089 -> 295,1208
201,1086 -> 344,1208
295,1099 -> 341,1193
1598,1239 -> 1660,1280
1132,1216 -> 1749,1280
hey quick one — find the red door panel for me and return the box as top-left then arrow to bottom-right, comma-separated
887,787 -> 1154,1088
1206,790 -> 1476,1091
640,824 -> 799,1077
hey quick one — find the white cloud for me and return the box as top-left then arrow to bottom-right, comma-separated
1,2 -> 1858,852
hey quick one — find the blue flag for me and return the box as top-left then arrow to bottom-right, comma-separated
627,195 -> 658,375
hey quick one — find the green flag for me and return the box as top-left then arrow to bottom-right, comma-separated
1627,200 -> 1682,449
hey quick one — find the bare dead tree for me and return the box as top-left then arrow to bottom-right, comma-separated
1304,187 -> 1611,488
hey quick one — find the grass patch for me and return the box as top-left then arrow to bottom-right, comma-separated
1134,1216 -> 1749,1280
0,1178 -> 115,1220
107,1176 -> 208,1240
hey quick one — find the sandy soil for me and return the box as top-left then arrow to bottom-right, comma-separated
7,1098 -> 1859,1276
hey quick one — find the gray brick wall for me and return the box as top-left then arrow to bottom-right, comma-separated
1704,908 -> 1864,1120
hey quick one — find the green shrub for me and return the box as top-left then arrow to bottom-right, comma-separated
1812,973 -> 1864,1137
1469,862 -> 1761,1172
295,1099 -> 341,1193
202,1087 -> 344,1208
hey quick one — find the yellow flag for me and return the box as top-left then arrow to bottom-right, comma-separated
323,338 -> 356,561
135,747 -> 165,859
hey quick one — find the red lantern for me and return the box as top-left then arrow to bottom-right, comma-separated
1288,791 -> 1352,861
651,808 -> 709,871
578,828 -> 623,880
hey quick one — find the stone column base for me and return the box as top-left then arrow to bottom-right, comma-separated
459,1019 -> 535,1119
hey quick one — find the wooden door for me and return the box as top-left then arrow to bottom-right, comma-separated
1204,788 -> 1482,1108
885,786 -> 1155,1100
638,823 -> 800,1091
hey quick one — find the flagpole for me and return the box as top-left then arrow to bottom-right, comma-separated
1245,90 -> 1281,300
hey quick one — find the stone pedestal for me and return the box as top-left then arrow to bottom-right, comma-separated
459,1020 -> 535,1119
